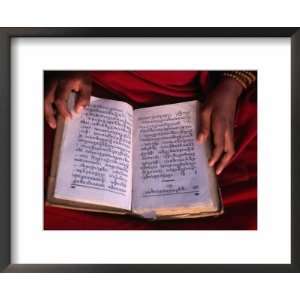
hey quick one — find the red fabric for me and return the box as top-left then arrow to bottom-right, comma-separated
44,71 -> 257,230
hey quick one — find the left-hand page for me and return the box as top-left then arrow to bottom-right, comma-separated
53,94 -> 134,211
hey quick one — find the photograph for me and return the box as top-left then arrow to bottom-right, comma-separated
44,70 -> 257,230
1,26 -> 298,272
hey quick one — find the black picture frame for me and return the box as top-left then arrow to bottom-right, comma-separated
0,27 -> 299,273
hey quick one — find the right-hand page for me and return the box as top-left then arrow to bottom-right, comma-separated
132,100 -> 220,218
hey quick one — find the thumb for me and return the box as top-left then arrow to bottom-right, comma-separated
197,106 -> 211,144
74,83 -> 92,113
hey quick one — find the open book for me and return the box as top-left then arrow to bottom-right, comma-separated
47,94 -> 223,220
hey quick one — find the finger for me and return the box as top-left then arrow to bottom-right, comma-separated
209,144 -> 224,167
45,103 -> 57,129
54,82 -> 72,119
54,99 -> 72,120
74,83 -> 92,113
215,130 -> 235,175
208,119 -> 225,166
44,80 -> 57,129
44,79 -> 57,104
197,107 -> 211,144
215,152 -> 233,175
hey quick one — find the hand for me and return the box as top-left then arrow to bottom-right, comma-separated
197,78 -> 243,175
44,71 -> 92,129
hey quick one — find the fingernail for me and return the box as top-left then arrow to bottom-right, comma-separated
216,169 -> 221,175
76,106 -> 83,113
197,134 -> 203,144
49,122 -> 56,129
209,160 -> 214,167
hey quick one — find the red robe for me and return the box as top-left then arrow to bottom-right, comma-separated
44,71 -> 257,230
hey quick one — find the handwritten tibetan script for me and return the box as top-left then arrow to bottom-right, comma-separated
71,103 -> 133,196
135,106 -> 200,198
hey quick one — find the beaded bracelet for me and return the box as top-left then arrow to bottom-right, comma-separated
222,72 -> 248,89
222,71 -> 256,90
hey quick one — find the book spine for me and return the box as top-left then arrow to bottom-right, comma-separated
47,116 -> 65,202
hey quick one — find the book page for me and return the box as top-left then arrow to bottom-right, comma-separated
54,95 -> 133,210
132,100 -> 217,215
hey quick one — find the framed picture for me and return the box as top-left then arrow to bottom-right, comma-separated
0,27 -> 299,272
